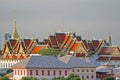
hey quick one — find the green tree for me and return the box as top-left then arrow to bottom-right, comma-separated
59,52 -> 66,57
68,74 -> 81,80
6,69 -> 13,74
20,77 -> 38,80
52,76 -> 67,80
103,76 -> 114,80
38,48 -> 58,57
0,76 -> 10,80
41,78 -> 48,80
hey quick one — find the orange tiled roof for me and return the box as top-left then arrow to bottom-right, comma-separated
68,40 -> 75,50
31,45 -> 48,53
71,42 -> 80,51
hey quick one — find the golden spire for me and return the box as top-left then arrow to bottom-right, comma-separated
12,16 -> 20,39
108,32 -> 112,46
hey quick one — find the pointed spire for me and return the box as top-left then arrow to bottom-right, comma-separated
12,16 -> 20,39
108,32 -> 112,46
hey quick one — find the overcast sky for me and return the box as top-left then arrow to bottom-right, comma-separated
0,0 -> 120,45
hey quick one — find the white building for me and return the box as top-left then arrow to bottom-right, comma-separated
11,55 -> 96,80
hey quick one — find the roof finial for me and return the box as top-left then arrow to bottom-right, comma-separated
12,15 -> 20,39
108,32 -> 112,46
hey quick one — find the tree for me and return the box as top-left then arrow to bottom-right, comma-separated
0,76 -> 10,80
59,52 -> 66,57
103,76 -> 114,80
52,76 -> 67,80
6,69 -> 13,74
68,74 -> 81,80
20,77 -> 38,80
41,78 -> 48,80
38,48 -> 58,57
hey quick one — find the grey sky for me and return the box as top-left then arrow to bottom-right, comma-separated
0,0 -> 120,45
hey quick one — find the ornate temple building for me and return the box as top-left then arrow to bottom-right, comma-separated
32,32 -> 110,58
0,17 -> 40,70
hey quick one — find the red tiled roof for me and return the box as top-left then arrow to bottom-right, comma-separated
111,57 -> 120,60
49,36 -> 57,45
44,39 -> 52,47
76,36 -> 81,41
24,39 -> 32,48
92,40 -> 100,49
97,56 -> 110,61
76,53 -> 86,57
88,43 -> 94,51
99,47 -> 116,55
55,33 -> 66,43
82,40 -> 88,49
9,39 -> 17,47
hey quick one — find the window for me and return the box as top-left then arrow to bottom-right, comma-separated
91,69 -> 93,72
87,69 -> 89,72
59,70 -> 61,75
72,69 -> 75,72
42,70 -> 44,76
65,70 -> 67,76
24,70 -> 25,75
36,70 -> 38,75
82,69 -> 84,72
21,70 -> 22,75
48,70 -> 50,76
18,70 -> 19,75
82,75 -> 84,79
53,70 -> 56,76
30,70 -> 32,75
77,69 -> 79,72
91,75 -> 94,79
15,70 -> 16,75
87,75 -> 89,79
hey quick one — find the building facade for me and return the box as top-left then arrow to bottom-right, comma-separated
12,55 -> 96,80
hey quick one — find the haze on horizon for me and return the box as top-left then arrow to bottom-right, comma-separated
0,0 -> 120,45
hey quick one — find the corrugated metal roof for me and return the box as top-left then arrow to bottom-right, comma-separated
59,55 -> 95,67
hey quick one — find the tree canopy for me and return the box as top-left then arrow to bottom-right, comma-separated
38,48 -> 58,57
20,77 -> 38,80
0,76 -> 10,80
103,76 -> 114,80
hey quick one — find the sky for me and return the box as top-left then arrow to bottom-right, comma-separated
0,0 -> 120,45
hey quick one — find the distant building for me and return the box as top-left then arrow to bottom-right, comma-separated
11,55 -> 96,80
0,33 -> 11,50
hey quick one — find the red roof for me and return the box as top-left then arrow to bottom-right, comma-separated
92,40 -> 100,49
9,39 -> 17,47
97,56 -> 110,61
98,47 -> 117,55
24,39 -> 32,48
49,36 -> 57,45
76,36 -> 81,41
88,43 -> 94,51
55,33 -> 66,43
